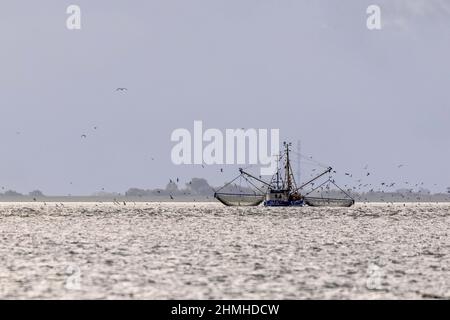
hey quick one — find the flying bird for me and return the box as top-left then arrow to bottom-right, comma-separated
81,134 -> 87,139
116,88 -> 127,92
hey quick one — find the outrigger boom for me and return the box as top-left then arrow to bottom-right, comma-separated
295,167 -> 332,191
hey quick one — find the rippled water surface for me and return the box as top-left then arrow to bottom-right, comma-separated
0,202 -> 448,299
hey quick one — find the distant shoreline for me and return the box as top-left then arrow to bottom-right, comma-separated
0,196 -> 449,203
0,195 -> 216,203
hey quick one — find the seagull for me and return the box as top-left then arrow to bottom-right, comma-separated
116,88 -> 127,92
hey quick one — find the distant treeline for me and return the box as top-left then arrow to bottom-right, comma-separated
0,178 -> 216,198
124,178 -> 214,197
0,190 -> 45,197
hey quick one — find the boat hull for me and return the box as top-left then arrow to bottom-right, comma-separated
264,199 -> 305,207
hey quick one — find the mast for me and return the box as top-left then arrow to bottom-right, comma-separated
276,154 -> 280,189
284,142 -> 292,191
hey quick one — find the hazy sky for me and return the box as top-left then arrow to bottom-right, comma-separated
1,0 -> 450,195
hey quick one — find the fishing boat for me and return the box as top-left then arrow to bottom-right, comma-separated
214,141 -> 354,207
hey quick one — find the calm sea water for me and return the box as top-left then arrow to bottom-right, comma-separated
0,202 -> 448,299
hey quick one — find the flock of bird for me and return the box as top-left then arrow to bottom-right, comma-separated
8,86 -> 450,203
304,161 -> 450,203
